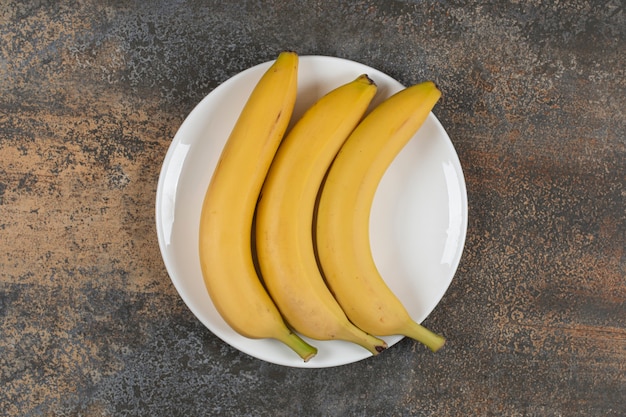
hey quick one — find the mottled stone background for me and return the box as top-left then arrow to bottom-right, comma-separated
1,1 -> 624,416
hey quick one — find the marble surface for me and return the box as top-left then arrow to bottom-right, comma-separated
1,1 -> 624,416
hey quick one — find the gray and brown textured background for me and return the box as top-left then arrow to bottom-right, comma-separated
1,1 -> 624,416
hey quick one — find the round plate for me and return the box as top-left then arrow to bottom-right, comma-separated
155,55 -> 467,368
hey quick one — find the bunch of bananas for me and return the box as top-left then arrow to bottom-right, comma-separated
198,51 -> 445,362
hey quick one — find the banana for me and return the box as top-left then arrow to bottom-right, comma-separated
255,75 -> 387,355
315,81 -> 446,352
198,51 -> 317,361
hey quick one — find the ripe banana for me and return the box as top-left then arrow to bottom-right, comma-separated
255,74 -> 387,355
315,81 -> 446,352
198,51 -> 317,361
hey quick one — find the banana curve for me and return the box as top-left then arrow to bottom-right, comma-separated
316,81 -> 446,352
199,51 -> 317,361
255,74 -> 387,355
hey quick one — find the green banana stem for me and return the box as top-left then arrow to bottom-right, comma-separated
279,332 -> 318,362
402,321 -> 446,352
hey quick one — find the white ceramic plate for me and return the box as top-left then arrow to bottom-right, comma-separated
156,55 -> 467,368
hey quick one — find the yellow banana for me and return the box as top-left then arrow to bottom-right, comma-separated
315,81 -> 446,352
255,75 -> 387,355
198,51 -> 317,361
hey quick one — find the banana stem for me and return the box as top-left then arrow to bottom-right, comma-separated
403,322 -> 446,352
278,332 -> 318,362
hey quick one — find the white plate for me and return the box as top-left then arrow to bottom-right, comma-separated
155,55 -> 467,368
